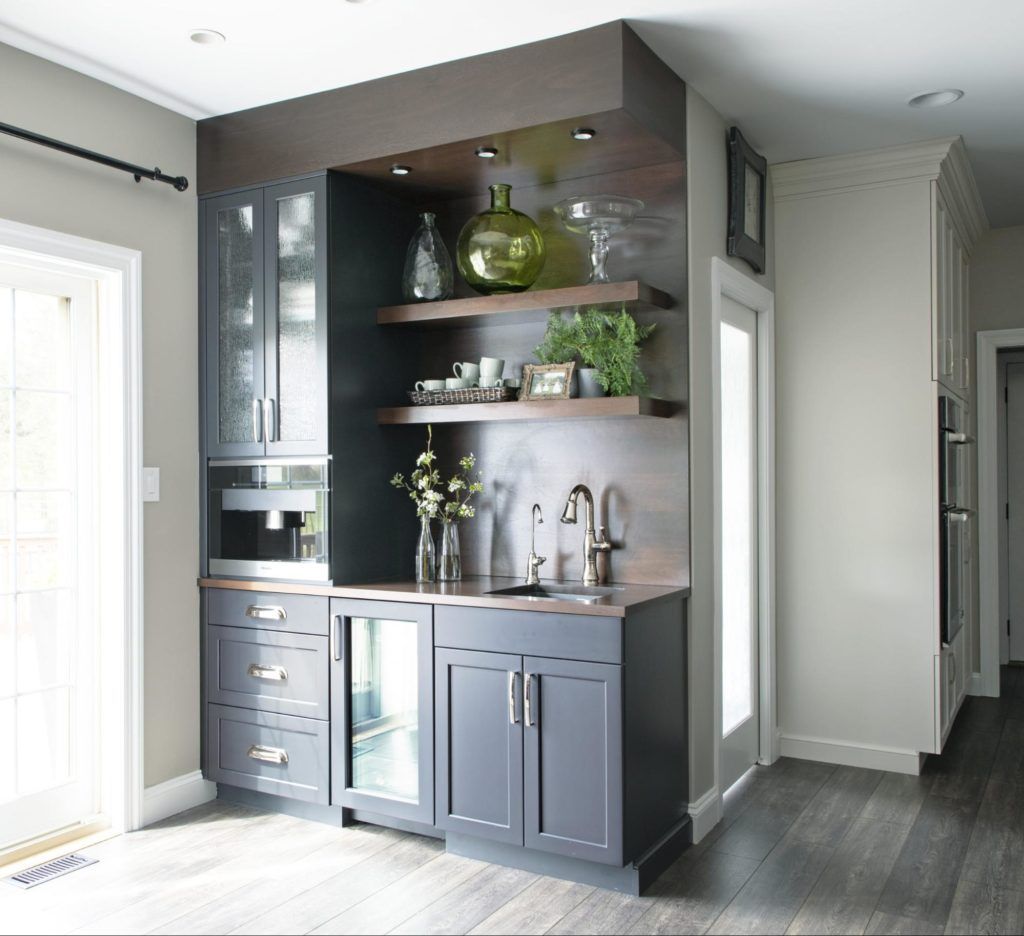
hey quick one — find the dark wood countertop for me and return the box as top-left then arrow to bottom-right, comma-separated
198,575 -> 689,618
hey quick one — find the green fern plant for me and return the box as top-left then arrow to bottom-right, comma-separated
534,312 -> 580,365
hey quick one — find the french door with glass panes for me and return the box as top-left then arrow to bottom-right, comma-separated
0,265 -> 99,851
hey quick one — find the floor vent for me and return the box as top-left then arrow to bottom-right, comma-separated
5,853 -> 98,889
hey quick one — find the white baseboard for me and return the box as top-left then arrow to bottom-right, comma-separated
688,786 -> 722,843
143,770 -> 216,827
780,734 -> 924,775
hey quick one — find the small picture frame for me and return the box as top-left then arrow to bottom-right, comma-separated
727,126 -> 767,274
520,362 -> 576,401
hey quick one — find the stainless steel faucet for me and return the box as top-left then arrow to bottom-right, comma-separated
525,503 -> 546,585
560,484 -> 612,585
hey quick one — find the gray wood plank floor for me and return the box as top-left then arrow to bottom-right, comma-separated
3,666 -> 1023,936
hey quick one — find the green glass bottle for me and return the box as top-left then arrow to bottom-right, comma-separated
456,183 -> 546,294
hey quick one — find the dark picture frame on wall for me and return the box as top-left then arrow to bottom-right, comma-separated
727,126 -> 767,274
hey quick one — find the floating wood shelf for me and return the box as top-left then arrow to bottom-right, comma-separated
377,396 -> 674,425
377,280 -> 672,329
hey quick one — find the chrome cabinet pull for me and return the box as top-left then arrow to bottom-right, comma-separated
245,605 -> 287,621
247,744 -> 288,765
945,338 -> 954,376
525,673 -> 536,727
508,671 -> 519,725
948,432 -> 974,445
331,614 -> 341,662
247,663 -> 287,681
264,398 -> 276,443
252,399 -> 263,443
949,510 -> 972,523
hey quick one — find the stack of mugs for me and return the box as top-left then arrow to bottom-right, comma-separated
415,357 -> 522,393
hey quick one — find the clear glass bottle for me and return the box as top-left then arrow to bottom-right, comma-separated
402,211 -> 454,303
415,515 -> 436,583
437,519 -> 461,581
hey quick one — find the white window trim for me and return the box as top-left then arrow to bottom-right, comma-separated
0,216 -> 144,834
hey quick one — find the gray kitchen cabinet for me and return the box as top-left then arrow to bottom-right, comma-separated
202,174 -> 328,458
435,648 -> 524,845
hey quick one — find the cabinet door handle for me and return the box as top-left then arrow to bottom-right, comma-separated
948,432 -> 974,445
331,614 -> 342,662
963,357 -> 970,389
252,398 -> 263,443
508,671 -> 519,725
247,663 -> 287,681
264,398 -> 276,443
525,673 -> 536,727
247,744 -> 288,765
945,338 -> 954,376
245,605 -> 287,621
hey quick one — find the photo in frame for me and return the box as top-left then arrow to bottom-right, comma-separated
520,362 -> 576,401
727,126 -> 767,274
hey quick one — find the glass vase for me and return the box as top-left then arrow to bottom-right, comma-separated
437,519 -> 461,581
456,183 -> 546,295
402,211 -> 454,303
415,515 -> 436,583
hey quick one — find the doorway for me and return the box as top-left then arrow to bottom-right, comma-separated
999,351 -> 1024,663
711,259 -> 776,796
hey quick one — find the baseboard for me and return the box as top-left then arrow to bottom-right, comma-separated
780,734 -> 923,775
143,770 -> 216,827
688,786 -> 722,843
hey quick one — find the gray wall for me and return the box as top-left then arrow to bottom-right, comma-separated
686,87 -> 774,805
0,43 -> 199,787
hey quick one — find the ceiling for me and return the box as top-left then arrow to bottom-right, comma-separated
2,0 -> 1022,227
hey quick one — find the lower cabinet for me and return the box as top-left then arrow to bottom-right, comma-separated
435,647 -> 623,866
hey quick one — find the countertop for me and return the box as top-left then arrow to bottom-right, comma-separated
198,575 -> 689,618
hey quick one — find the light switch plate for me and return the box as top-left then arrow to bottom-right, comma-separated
142,467 -> 160,502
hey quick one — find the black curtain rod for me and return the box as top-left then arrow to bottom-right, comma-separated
0,120 -> 189,192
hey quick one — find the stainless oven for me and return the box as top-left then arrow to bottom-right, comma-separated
208,457 -> 330,582
939,396 -> 972,645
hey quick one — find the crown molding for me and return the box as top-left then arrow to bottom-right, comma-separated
937,137 -> 989,251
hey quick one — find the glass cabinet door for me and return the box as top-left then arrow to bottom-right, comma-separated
330,599 -> 433,824
264,177 -> 328,456
204,188 -> 265,457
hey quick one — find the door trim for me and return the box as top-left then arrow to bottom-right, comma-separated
0,215 -> 145,835
711,258 -> 777,798
976,328 -> 1024,697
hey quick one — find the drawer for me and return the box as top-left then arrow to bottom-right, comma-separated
206,588 -> 329,636
434,605 -> 622,664
207,704 -> 329,804
206,625 -> 329,719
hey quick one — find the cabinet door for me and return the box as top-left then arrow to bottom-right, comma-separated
957,243 -> 970,395
264,177 -> 328,456
204,188 -> 266,457
523,657 -> 623,866
329,599 -> 433,824
435,648 -> 524,845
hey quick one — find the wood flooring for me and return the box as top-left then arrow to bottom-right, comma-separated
3,667 -> 1022,935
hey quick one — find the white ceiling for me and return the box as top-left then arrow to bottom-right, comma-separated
2,0 -> 1022,226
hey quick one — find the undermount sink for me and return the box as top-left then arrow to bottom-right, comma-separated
485,583 -> 624,604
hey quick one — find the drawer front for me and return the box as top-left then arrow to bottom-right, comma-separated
207,704 -> 329,804
207,625 -> 329,719
434,605 -> 622,664
206,588 -> 329,636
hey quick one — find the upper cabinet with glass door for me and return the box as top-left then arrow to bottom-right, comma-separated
203,175 -> 328,458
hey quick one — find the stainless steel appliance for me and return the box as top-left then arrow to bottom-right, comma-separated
208,458 -> 330,582
939,397 -> 972,645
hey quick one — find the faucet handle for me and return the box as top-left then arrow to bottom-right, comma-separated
593,525 -> 612,553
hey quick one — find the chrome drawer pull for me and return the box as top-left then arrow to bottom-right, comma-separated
525,673 -> 536,727
247,744 -> 288,765
508,671 -> 519,725
245,605 -> 287,621
247,663 -> 288,681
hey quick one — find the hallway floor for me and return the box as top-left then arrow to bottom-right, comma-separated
3,668 -> 1022,935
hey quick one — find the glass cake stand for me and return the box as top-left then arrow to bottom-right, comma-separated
554,195 -> 645,284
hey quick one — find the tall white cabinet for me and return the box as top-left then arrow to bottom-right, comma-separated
772,138 -> 987,771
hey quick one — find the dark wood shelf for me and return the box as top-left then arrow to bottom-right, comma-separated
377,395 -> 674,425
377,280 -> 672,329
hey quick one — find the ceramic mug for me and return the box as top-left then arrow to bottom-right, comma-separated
453,362 -> 481,382
446,377 -> 474,390
479,357 -> 505,383
479,378 -> 504,388
415,379 -> 445,392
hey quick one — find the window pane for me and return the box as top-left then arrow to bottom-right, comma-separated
721,321 -> 755,736
0,288 -> 12,387
0,698 -> 13,804
16,493 -> 72,591
17,688 -> 71,796
0,390 -> 10,490
0,596 -> 13,692
0,494 -> 10,593
17,590 -> 73,693
15,391 -> 71,490
14,290 -> 70,390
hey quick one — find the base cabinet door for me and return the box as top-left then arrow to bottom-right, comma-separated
435,648 -> 523,845
523,657 -> 623,865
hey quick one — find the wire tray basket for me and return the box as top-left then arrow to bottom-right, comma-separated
407,386 -> 518,405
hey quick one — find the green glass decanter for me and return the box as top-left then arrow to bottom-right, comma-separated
456,183 -> 546,294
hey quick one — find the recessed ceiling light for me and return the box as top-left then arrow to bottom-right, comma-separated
908,89 -> 964,108
189,28 -> 225,45
475,146 -> 498,159
390,164 -> 412,176
571,127 -> 597,141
